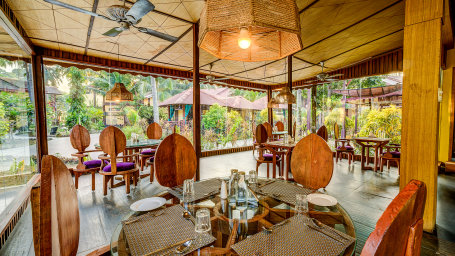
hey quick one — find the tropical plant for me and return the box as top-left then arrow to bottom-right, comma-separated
122,125 -> 144,139
358,105 -> 402,143
65,67 -> 89,128
202,104 -> 227,133
0,102 -> 9,143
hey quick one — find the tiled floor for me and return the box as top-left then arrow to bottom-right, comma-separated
1,151 -> 455,255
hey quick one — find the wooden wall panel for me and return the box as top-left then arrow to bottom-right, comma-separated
401,14 -> 442,231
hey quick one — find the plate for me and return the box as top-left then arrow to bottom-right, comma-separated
307,194 -> 337,207
130,197 -> 166,212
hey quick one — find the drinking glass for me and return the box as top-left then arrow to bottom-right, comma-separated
295,194 -> 308,215
183,179 -> 195,202
248,170 -> 257,186
195,208 -> 211,234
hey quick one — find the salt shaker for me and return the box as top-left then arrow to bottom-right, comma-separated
220,179 -> 228,199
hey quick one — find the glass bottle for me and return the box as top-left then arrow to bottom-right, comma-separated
228,169 -> 238,205
236,171 -> 248,209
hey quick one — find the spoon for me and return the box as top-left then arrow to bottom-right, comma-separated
262,219 -> 290,234
182,210 -> 195,224
175,239 -> 193,254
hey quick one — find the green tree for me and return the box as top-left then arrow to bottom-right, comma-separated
202,104 -> 227,133
358,105 -> 402,143
0,102 -> 9,142
65,67 -> 89,128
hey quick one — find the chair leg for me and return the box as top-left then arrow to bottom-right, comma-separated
336,152 -> 339,163
140,157 -> 144,172
348,153 -> 351,165
103,176 -> 109,196
125,174 -> 131,194
150,163 -> 154,182
110,176 -> 114,187
133,172 -> 138,186
380,158 -> 384,172
91,171 -> 96,191
74,172 -> 80,189
266,163 -> 270,178
387,160 -> 390,170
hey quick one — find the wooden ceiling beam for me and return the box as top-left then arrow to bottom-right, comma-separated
299,0 -> 320,14
145,25 -> 193,64
0,0 -> 33,55
84,0 -> 99,55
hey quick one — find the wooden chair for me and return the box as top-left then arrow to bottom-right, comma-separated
275,121 -> 285,131
262,122 -> 273,140
139,122 -> 162,182
253,124 -> 283,178
380,144 -> 401,174
69,125 -> 106,191
334,123 -> 340,140
316,125 -> 328,141
291,133 -> 333,190
154,133 -> 197,187
31,155 -> 79,256
98,126 -> 139,195
335,139 -> 355,165
361,180 -> 426,256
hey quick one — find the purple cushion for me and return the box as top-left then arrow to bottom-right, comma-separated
263,153 -> 281,161
391,151 -> 401,158
141,149 -> 156,155
337,145 -> 354,150
83,160 -> 108,169
147,156 -> 155,163
102,162 -> 135,172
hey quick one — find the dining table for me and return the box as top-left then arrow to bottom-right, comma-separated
263,140 -> 297,180
110,178 -> 356,256
353,137 -> 390,172
271,131 -> 287,141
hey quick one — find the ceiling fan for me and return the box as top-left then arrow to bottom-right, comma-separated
201,63 -> 230,85
44,0 -> 178,42
307,62 -> 344,84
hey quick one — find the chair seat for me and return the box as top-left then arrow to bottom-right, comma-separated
102,162 -> 135,172
141,149 -> 156,155
83,160 -> 108,169
263,153 -> 281,161
383,151 -> 401,158
337,145 -> 354,151
147,156 -> 155,163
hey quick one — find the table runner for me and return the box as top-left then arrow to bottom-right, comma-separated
168,178 -> 222,203
231,215 -> 355,256
122,205 -> 215,256
256,180 -> 312,205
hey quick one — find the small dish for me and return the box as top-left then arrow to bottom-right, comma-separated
130,197 -> 166,212
307,194 -> 337,207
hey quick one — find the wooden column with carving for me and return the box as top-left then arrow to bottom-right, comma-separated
31,49 -> 48,169
401,0 -> 443,232
287,55 -> 293,135
267,87 -> 273,125
193,23 -> 201,181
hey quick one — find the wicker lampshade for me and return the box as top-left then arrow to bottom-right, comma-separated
199,0 -> 302,62
105,83 -> 133,102
267,97 -> 280,108
275,86 -> 296,104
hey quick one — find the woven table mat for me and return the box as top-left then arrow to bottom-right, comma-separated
256,180 -> 312,205
231,215 -> 355,256
122,205 -> 215,256
168,178 -> 221,203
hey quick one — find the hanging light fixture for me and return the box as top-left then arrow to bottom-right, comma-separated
105,42 -> 133,102
267,97 -> 280,108
198,0 -> 302,62
275,86 -> 296,104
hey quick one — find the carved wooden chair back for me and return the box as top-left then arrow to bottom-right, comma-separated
33,155 -> 79,256
154,133 -> 197,187
262,122 -> 273,139
255,124 -> 268,145
146,122 -> 162,139
316,125 -> 328,141
99,126 -> 127,175
291,133 -> 333,190
70,124 -> 90,153
334,123 -> 340,140
361,180 -> 426,256
275,121 -> 285,131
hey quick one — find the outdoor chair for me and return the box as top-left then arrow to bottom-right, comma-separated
275,121 -> 285,131
380,143 -> 401,174
139,122 -> 162,182
335,139 -> 355,165
253,124 -> 283,178
69,125 -> 106,191
263,122 -> 273,140
361,179 -> 426,256
98,126 -> 139,195
316,125 -> 328,141
291,133 -> 333,190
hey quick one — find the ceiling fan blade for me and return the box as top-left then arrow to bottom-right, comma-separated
126,0 -> 155,24
329,74 -> 344,78
136,27 -> 178,42
44,0 -> 111,20
214,77 -> 230,81
325,78 -> 339,81
103,27 -> 123,37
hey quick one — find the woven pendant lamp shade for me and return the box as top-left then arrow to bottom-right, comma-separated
199,0 -> 302,62
105,83 -> 133,102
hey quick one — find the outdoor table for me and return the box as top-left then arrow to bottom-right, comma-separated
271,131 -> 287,141
264,140 -> 297,180
353,137 -> 390,172
110,178 -> 356,256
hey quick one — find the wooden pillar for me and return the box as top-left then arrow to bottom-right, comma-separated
267,87 -> 273,125
287,55 -> 293,135
311,85 -> 317,133
192,23 -> 201,181
401,0 -> 443,232
31,50 -> 48,169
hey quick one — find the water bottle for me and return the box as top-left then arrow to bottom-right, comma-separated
228,169 -> 238,205
236,172 -> 248,210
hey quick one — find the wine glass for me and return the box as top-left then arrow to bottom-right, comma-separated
183,179 -> 195,202
295,194 -> 308,215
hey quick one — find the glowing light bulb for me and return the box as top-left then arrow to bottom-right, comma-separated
238,28 -> 251,49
